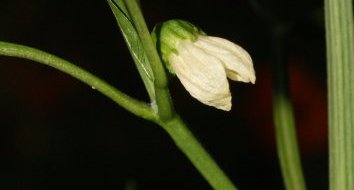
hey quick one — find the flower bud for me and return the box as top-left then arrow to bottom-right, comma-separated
152,19 -> 255,111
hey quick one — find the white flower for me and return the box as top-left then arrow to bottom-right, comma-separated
152,20 -> 256,111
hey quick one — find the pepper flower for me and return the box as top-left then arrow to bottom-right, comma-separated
152,19 -> 255,111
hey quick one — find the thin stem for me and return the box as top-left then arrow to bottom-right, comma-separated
247,3 -> 306,188
119,1 -> 237,189
123,0 -> 174,121
271,26 -> 307,190
0,41 -> 155,122
107,0 -> 156,101
325,0 -> 354,189
159,117 -> 237,190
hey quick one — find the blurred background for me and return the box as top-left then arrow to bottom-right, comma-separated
0,0 -> 327,189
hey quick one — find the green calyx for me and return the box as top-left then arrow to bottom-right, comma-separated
151,19 -> 205,74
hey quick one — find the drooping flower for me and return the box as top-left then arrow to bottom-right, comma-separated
152,19 -> 255,111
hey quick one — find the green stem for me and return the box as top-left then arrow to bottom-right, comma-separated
159,117 -> 237,190
271,26 -> 307,190
120,1 -> 237,189
0,41 -> 155,122
107,0 -> 156,101
123,0 -> 174,121
246,3 -> 306,188
325,0 -> 354,189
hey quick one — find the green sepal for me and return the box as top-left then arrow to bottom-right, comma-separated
151,19 -> 205,74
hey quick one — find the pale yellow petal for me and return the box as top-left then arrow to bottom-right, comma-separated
194,36 -> 256,83
169,41 -> 232,111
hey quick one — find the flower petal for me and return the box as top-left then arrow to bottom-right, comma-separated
194,36 -> 256,83
170,40 -> 232,111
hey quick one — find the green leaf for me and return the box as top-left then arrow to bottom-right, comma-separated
107,0 -> 155,100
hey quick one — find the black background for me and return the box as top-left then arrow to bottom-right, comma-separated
0,0 -> 327,189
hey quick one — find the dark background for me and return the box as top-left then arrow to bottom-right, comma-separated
0,0 -> 327,189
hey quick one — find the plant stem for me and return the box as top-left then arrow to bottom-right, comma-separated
160,117 -> 237,190
120,1 -> 237,189
0,41 -> 155,121
246,4 -> 307,188
325,0 -> 354,189
271,26 -> 307,190
123,0 -> 174,121
108,0 -> 156,101
0,39 -> 237,190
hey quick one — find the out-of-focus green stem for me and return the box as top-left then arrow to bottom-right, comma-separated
247,1 -> 307,188
271,26 -> 307,190
248,1 -> 307,188
325,0 -> 354,189
0,41 -> 155,122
